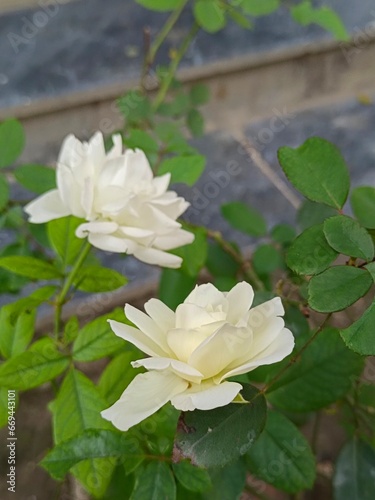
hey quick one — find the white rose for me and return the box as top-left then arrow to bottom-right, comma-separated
24,132 -> 194,268
101,281 -> 294,431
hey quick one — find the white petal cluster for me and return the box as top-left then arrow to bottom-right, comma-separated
25,132 -> 193,267
101,282 -> 294,431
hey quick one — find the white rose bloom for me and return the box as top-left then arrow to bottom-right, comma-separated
24,132 -> 194,268
101,281 -> 294,431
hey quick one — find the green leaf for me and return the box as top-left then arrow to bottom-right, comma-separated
323,215 -> 374,261
102,465 -> 135,500
213,275 -> 237,291
63,316 -> 80,345
238,0 -> 280,16
29,222 -> 51,248
117,91 -> 151,123
174,384 -> 267,468
271,223 -> 296,244
47,216 -> 86,267
308,266 -> 372,313
194,0 -> 227,33
253,244 -> 282,275
0,338 -> 69,390
0,306 -> 35,358
136,0 -> 182,11
14,164 -> 56,194
221,201 -> 267,237
267,328 -> 364,412
41,429 -> 141,481
158,93 -> 191,118
124,129 -> 159,153
159,268 -> 196,310
351,187 -> 375,229
284,306 -> 310,339
228,8 -> 252,29
0,119 -> 25,168
172,461 -> 212,493
72,310 -> 127,362
98,351 -> 143,405
278,137 -> 350,209
297,199 -> 337,230
0,174 -> 9,211
0,243 -> 30,293
172,226 -> 207,277
131,462 -> 176,500
0,387 -> 18,428
187,109 -> 204,137
206,241 -> 240,278
291,1 -> 349,41
340,300 -> 375,355
333,438 -> 375,500
246,411 -> 316,493
158,155 -> 205,186
0,256 -> 62,280
189,84 -> 210,106
74,265 -> 127,293
203,460 -> 246,500
4,205 -> 24,228
365,261 -> 375,282
51,369 -> 114,497
286,223 -> 338,276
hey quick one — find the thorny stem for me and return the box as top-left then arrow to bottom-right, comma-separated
152,22 -> 200,111
207,229 -> 265,291
262,314 -> 332,394
149,0 -> 188,66
53,241 -> 91,338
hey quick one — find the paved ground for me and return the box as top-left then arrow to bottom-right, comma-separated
0,0 -> 374,110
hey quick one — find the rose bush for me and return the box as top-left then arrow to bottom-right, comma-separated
25,132 -> 193,267
101,282 -> 294,430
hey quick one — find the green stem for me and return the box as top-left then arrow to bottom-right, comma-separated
152,22 -> 199,112
263,313 -> 332,393
54,242 -> 91,338
208,229 -> 265,291
149,0 -> 188,64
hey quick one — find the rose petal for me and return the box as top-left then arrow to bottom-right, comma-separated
101,371 -> 188,431
24,190 -> 70,223
184,283 -> 227,309
188,324 -> 251,379
226,281 -> 254,324
109,319 -> 166,357
75,221 -> 119,238
167,328 -> 209,363
134,246 -> 183,268
107,134 -> 123,159
87,233 -> 138,253
171,380 -> 242,411
153,229 -> 195,251
144,298 -> 175,332
216,328 -> 294,382
131,357 -> 204,384
125,304 -> 171,355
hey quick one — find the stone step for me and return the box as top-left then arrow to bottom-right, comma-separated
0,0 -> 375,164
